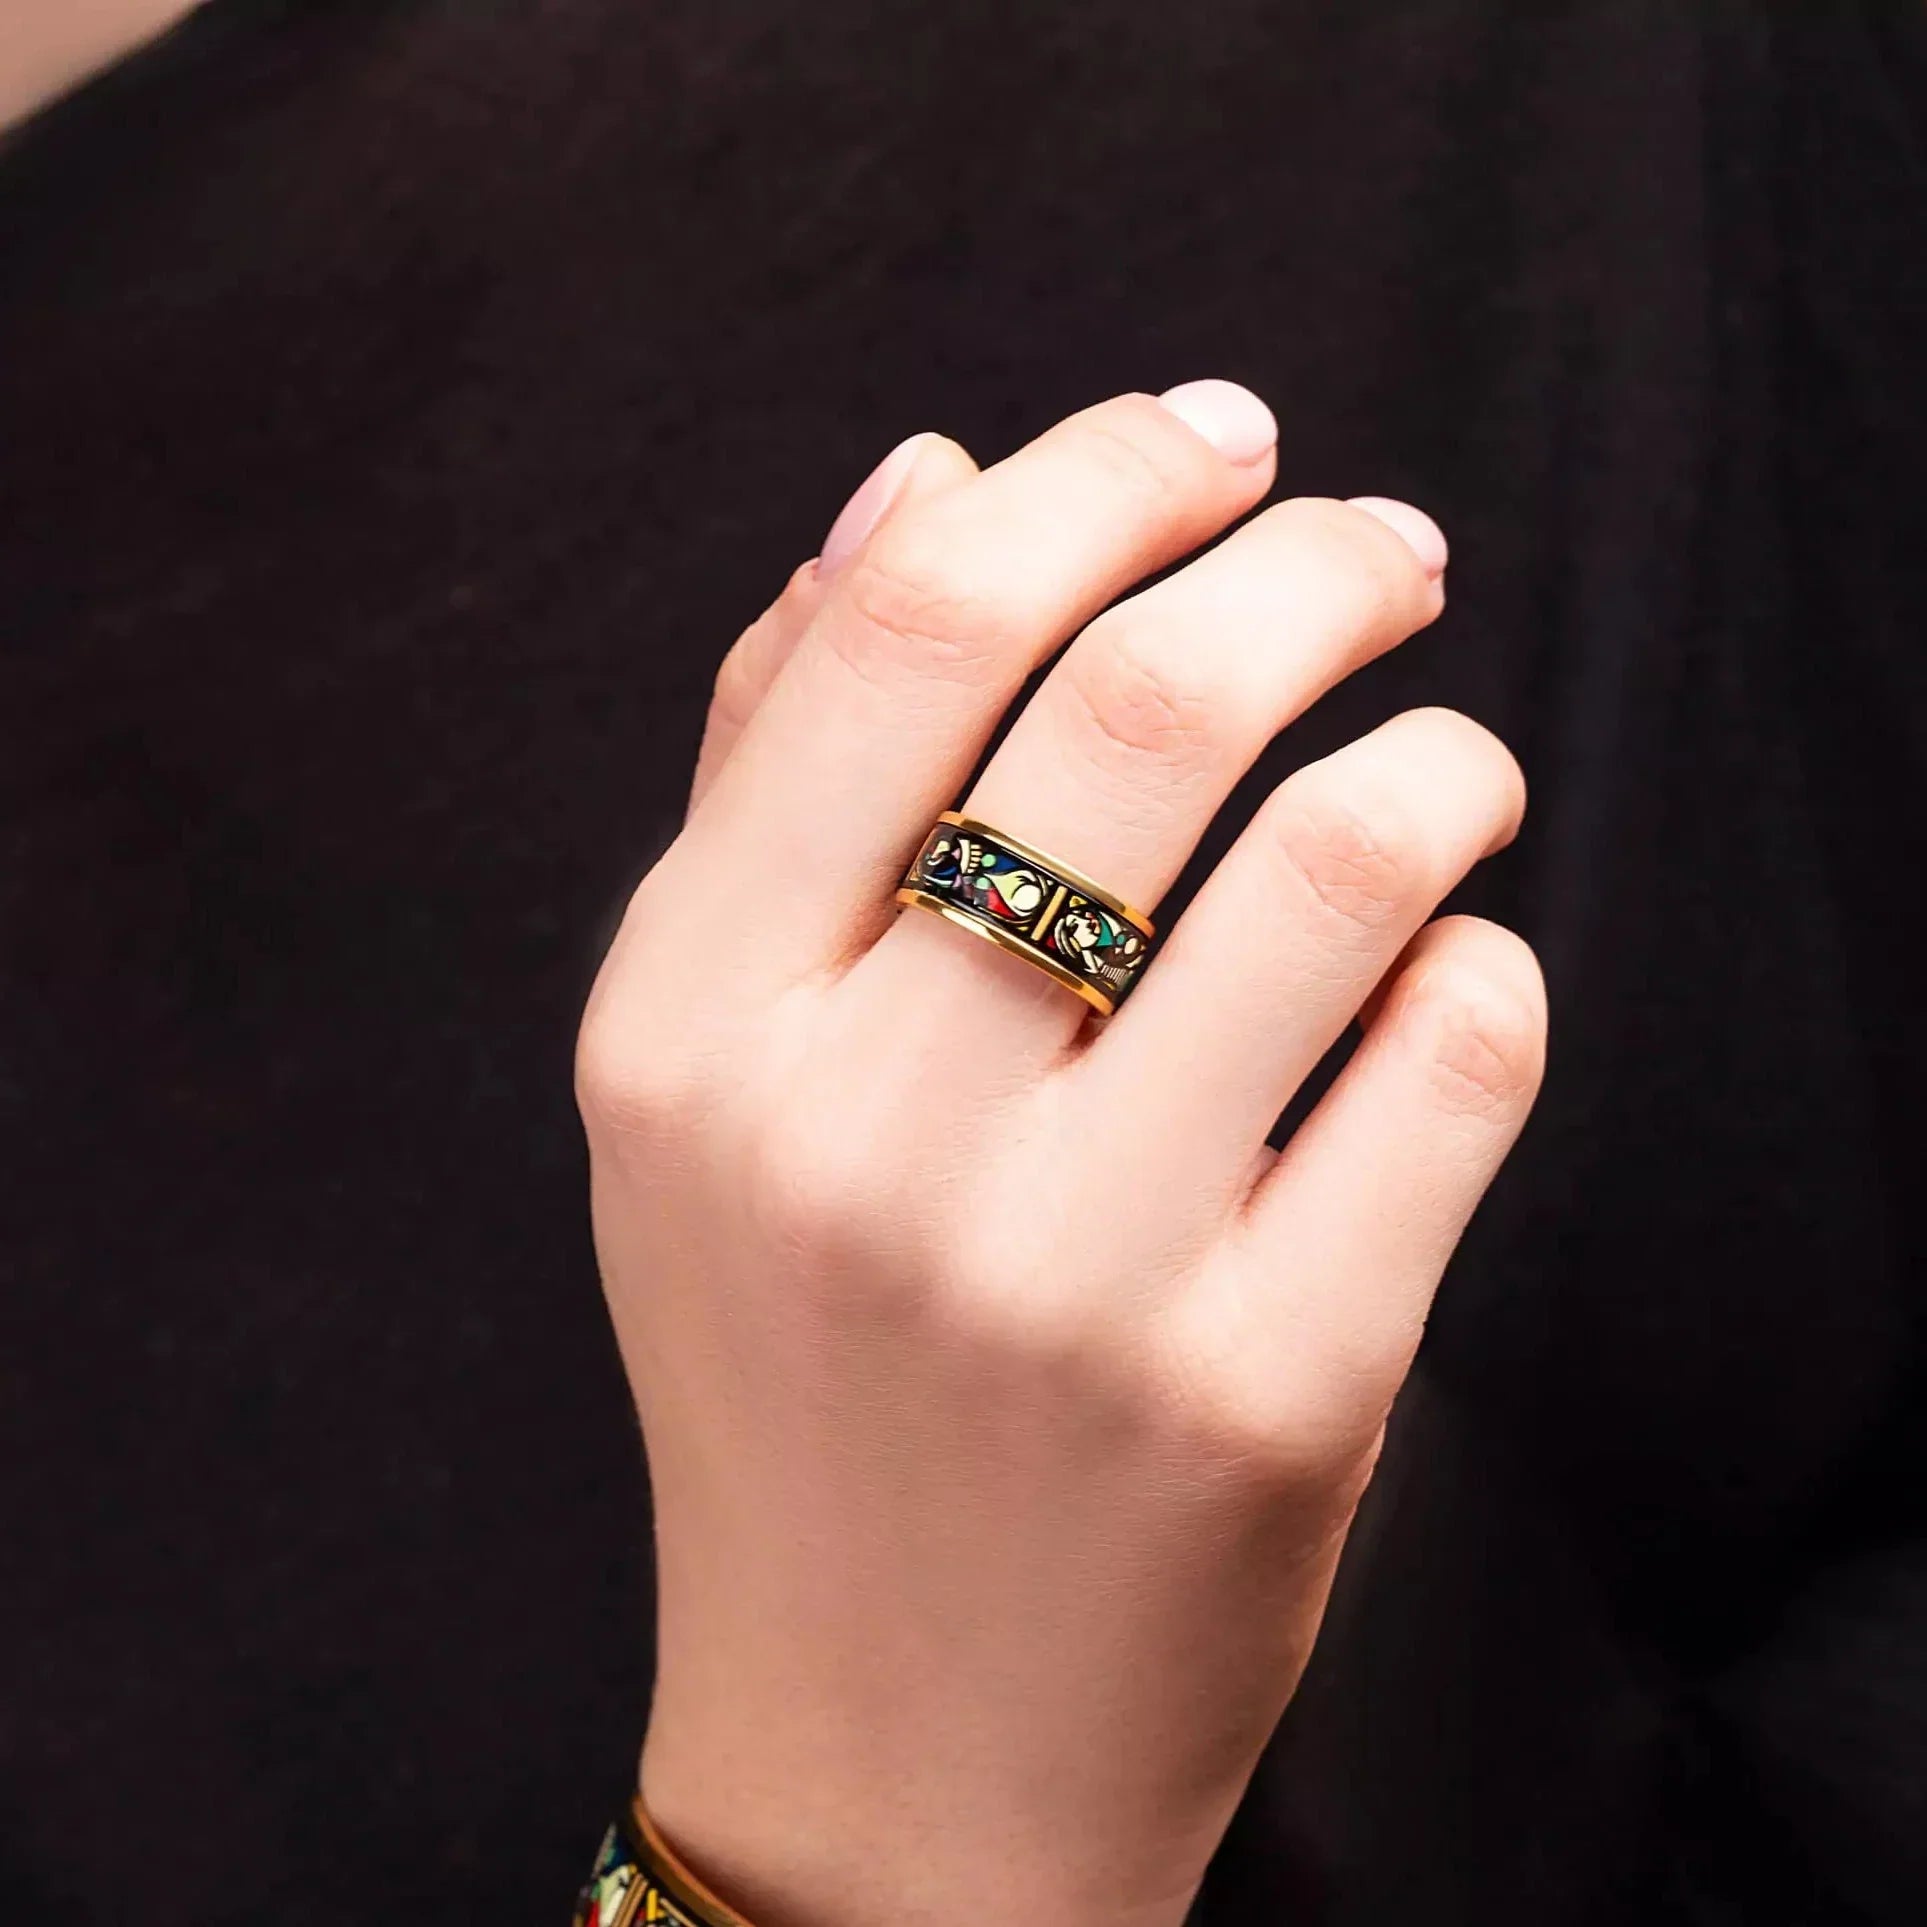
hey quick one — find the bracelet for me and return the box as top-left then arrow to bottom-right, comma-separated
573,1794 -> 759,1927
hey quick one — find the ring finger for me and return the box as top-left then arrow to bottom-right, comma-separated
655,383 -> 1280,1002
854,488 -> 1449,1050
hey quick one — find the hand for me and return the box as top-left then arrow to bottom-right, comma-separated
575,383 -> 1546,1927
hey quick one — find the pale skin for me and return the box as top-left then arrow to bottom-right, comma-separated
580,383 -> 1546,1927
0,0 -> 199,132
9,15 -> 1546,1922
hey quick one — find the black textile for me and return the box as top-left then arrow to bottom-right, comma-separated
1,2 -> 1923,1921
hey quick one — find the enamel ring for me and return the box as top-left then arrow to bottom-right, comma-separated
894,810 -> 1157,1017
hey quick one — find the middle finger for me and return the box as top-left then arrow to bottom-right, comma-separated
672,383 -> 1279,992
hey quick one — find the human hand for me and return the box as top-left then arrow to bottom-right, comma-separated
575,382 -> 1545,1927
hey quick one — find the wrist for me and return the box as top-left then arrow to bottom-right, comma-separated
637,1721 -> 1213,1927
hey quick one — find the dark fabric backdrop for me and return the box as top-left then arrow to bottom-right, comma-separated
2,1 -> 1923,1921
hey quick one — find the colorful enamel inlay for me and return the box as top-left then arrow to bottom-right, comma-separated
573,1821 -> 700,1927
901,817 -> 1153,1008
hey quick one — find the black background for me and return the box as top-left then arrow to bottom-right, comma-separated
2,2 -> 1924,1921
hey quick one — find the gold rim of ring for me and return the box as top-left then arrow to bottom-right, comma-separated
934,811 -> 1156,937
894,886 -> 1120,1016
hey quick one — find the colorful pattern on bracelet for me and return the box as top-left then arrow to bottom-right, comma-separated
573,1819 -> 698,1927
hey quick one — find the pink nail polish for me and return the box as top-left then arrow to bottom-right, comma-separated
1346,496 -> 1449,578
817,433 -> 930,578
1155,380 -> 1278,466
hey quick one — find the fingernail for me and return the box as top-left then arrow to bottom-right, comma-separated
817,433 -> 930,579
1346,496 -> 1449,578
1155,379 -> 1278,466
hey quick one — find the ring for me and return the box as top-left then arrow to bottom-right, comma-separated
894,810 -> 1157,1016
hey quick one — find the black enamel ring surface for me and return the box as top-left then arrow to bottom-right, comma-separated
894,811 -> 1157,1016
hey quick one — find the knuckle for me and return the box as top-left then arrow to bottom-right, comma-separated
708,636 -> 764,729
571,1006 -> 634,1126
573,867 -> 737,1141
936,1188 -> 1146,1406
743,1094 -> 931,1319
1154,1295 -> 1387,1496
831,523 -> 1010,690
1071,410 -> 1190,515
1261,774 -> 1427,932
1406,705 -> 1528,820
949,1269 -> 1113,1386
1182,1357 -> 1381,1497
574,999 -> 703,1139
1271,495 -> 1436,633
1058,616 -> 1225,772
749,1098 -> 875,1247
1402,701 -> 1502,760
1409,949 -> 1547,1117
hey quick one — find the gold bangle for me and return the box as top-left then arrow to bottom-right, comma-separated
630,1796 -> 762,1927
571,1795 -> 765,1927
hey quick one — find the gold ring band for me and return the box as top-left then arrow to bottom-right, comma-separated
894,810 -> 1157,1017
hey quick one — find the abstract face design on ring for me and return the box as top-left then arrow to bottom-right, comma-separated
951,838 -> 1049,924
1050,898 -> 1145,984
917,829 -> 962,887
